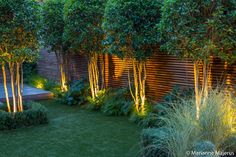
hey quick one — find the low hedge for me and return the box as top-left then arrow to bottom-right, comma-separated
0,102 -> 48,130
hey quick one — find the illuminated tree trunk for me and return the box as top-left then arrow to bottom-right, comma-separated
1,63 -> 11,112
194,60 -> 211,119
202,60 -> 210,106
55,52 -> 68,92
16,63 -> 23,111
21,63 -> 24,92
128,59 -> 147,115
88,53 -> 99,100
194,61 -> 201,119
9,63 -> 17,113
100,54 -> 105,89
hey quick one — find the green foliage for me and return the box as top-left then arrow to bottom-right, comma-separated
101,88 -> 133,116
41,0 -> 67,52
155,86 -> 194,117
158,0 -> 236,62
62,79 -> 89,106
87,89 -> 107,111
63,0 -> 106,54
0,0 -> 40,62
103,0 -> 161,60
27,74 -> 61,95
23,62 -> 37,81
129,101 -> 153,124
0,102 -> 48,130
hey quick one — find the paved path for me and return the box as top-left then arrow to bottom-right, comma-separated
0,84 -> 53,102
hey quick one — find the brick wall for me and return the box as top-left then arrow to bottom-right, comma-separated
37,49 -> 60,82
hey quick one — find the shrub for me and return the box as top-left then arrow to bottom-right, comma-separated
0,102 -> 48,130
87,89 -> 107,111
62,79 -> 89,106
129,101 -> 153,124
101,88 -> 132,116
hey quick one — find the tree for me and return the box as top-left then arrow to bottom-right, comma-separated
158,0 -> 236,118
41,0 -> 69,92
64,0 -> 106,100
103,0 -> 161,115
0,0 -> 40,112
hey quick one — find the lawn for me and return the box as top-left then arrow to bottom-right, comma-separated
0,100 -> 142,157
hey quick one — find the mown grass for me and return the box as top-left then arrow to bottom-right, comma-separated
0,100 -> 141,157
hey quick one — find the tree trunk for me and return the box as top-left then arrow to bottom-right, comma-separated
202,60 -> 210,106
1,63 -> 11,112
100,54 -> 105,90
16,63 -> 23,111
194,61 -> 201,119
88,53 -> 99,100
55,52 -> 68,92
128,59 -> 147,115
9,63 -> 17,113
21,63 -> 24,93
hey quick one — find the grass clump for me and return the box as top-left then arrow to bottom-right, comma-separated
143,89 -> 236,157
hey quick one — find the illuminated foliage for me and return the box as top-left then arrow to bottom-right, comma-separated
103,0 -> 161,60
102,0 -> 161,115
64,0 -> 106,100
159,0 -> 236,62
41,0 -> 68,91
0,0 -> 40,112
158,0 -> 236,118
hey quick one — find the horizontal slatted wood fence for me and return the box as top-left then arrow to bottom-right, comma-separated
36,49 -> 236,101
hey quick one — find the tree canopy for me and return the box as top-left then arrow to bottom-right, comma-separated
158,0 -> 236,62
0,0 -> 40,61
63,0 -> 106,55
102,0 -> 161,60
41,0 -> 66,52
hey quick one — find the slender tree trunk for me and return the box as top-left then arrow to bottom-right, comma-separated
194,61 -> 201,119
9,63 -> 17,113
55,52 -> 68,92
100,54 -> 105,90
1,63 -> 11,112
139,61 -> 146,115
128,59 -> 147,115
202,60 -> 210,106
88,53 -> 99,100
59,62 -> 67,92
133,60 -> 140,113
21,63 -> 24,92
16,63 -> 23,111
